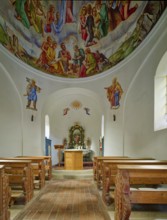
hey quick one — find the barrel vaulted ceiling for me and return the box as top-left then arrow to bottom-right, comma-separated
0,0 -> 166,79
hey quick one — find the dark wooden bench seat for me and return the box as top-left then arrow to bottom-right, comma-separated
93,156 -> 129,181
102,159 -> 167,205
0,159 -> 33,204
16,156 -> 46,189
0,165 -> 11,220
18,156 -> 52,180
115,165 -> 167,220
96,157 -> 154,189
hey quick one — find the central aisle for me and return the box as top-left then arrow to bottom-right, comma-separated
13,179 -> 111,220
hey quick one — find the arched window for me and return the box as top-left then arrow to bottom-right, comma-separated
154,51 -> 167,131
45,115 -> 50,138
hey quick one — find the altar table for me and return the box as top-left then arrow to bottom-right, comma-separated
64,150 -> 83,170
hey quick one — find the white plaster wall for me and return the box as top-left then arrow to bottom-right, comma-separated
0,10 -> 167,160
41,88 -> 102,163
123,15 -> 167,159
104,10 -> 167,158
0,64 -> 23,156
0,51 -> 46,156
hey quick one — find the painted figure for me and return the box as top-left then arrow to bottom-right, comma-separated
99,1 -> 109,37
63,107 -> 70,115
24,78 -> 41,111
85,4 -> 95,46
92,6 -> 101,40
74,134 -> 80,145
36,36 -> 52,68
107,0 -> 123,31
65,0 -> 75,23
118,0 -> 138,20
15,0 -> 30,29
84,107 -> 90,115
26,0 -> 46,36
85,47 -> 97,75
45,0 -> 74,34
105,77 -> 123,109
73,45 -> 85,67
58,42 -> 72,74
79,47 -> 97,77
94,50 -> 110,71
45,4 -> 56,33
46,41 -> 64,74
79,6 -> 88,41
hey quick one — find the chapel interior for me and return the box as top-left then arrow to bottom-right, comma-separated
0,1 -> 167,219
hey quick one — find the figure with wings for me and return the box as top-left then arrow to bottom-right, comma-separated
84,107 -> 90,115
63,107 -> 70,115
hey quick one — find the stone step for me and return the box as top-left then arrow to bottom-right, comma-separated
52,169 -> 93,179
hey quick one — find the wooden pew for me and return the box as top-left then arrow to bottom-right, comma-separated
102,159 -> 167,205
93,156 -> 129,181
96,157 -> 154,189
0,165 -> 10,220
18,156 -> 52,180
0,159 -> 33,204
16,156 -> 45,189
115,165 -> 167,220
95,156 -> 129,188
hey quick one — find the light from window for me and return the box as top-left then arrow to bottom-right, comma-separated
45,115 -> 50,139
154,51 -> 167,131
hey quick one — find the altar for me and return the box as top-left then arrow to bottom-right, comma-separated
59,124 -> 94,169
64,149 -> 83,170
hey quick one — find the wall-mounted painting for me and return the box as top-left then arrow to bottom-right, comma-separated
24,77 -> 41,111
105,77 -> 123,109
0,1 -> 166,78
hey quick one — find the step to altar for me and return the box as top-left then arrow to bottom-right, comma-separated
52,168 -> 93,179
58,161 -> 93,167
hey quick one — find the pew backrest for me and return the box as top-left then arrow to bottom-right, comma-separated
0,165 -> 10,220
115,165 -> 167,220
102,159 -> 167,205
0,159 -> 34,202
17,156 -> 52,180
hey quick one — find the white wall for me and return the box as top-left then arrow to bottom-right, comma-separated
41,88 -> 103,164
123,14 -> 167,159
0,64 -> 23,156
0,10 -> 167,160
104,10 -> 167,158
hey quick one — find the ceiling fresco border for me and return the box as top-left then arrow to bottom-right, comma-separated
0,1 -> 166,80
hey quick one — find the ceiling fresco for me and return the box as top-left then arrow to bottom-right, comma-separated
0,1 -> 166,79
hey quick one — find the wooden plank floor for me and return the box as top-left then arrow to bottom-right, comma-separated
13,179 -> 110,220
10,169 -> 167,220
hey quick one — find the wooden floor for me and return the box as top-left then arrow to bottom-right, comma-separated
10,168 -> 167,220
12,179 -> 110,220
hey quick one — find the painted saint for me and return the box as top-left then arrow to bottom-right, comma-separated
105,77 -> 123,109
24,78 -> 41,111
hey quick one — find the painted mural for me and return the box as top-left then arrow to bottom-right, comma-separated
63,100 -> 90,115
24,77 -> 41,110
0,1 -> 166,78
105,77 -> 123,109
